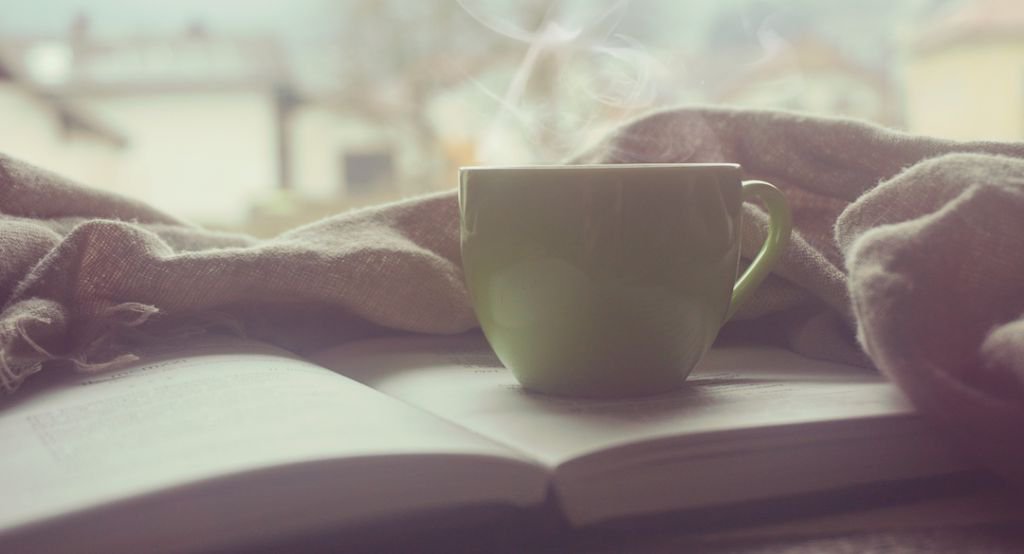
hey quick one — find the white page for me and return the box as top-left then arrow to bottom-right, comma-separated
0,338 -> 545,551
311,334 -> 928,468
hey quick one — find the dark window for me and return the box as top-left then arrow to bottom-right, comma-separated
342,150 -> 395,195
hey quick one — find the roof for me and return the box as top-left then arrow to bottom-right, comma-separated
913,0 -> 1024,53
52,100 -> 128,147
0,51 -> 126,146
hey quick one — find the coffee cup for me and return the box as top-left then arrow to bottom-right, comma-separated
459,163 -> 791,398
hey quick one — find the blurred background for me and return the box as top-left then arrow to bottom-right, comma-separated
0,0 -> 1020,235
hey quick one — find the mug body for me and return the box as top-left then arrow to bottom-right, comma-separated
460,164 -> 743,397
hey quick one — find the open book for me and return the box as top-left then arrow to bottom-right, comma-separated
0,333 -> 971,552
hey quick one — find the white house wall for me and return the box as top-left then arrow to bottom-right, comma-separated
288,104 -> 400,199
79,90 -> 280,226
0,82 -> 121,192
61,129 -> 126,195
287,104 -> 343,200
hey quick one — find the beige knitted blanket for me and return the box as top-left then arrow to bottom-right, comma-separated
2,107 -> 1023,482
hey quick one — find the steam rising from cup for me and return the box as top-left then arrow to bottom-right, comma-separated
455,0 -> 664,164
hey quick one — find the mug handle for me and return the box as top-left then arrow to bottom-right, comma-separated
726,180 -> 793,320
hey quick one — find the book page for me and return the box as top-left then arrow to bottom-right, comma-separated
0,338 -> 545,551
311,333 -> 923,468
312,334 -> 970,527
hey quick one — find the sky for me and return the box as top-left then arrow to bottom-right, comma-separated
0,0 -> 350,91
0,0 -> 336,38
0,1 -> 940,44
0,0 -> 947,49
0,0 -> 952,93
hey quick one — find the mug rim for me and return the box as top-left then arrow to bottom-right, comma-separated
460,162 -> 740,172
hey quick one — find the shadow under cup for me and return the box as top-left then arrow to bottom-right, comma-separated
459,164 -> 775,398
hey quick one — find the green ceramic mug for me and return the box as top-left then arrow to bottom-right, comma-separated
459,163 -> 792,398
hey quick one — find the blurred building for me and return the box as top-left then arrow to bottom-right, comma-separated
247,95 -> 438,236
2,20 -> 297,226
905,0 -> 1024,140
1,18 -> 441,231
713,35 -> 898,126
0,56 -> 125,189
